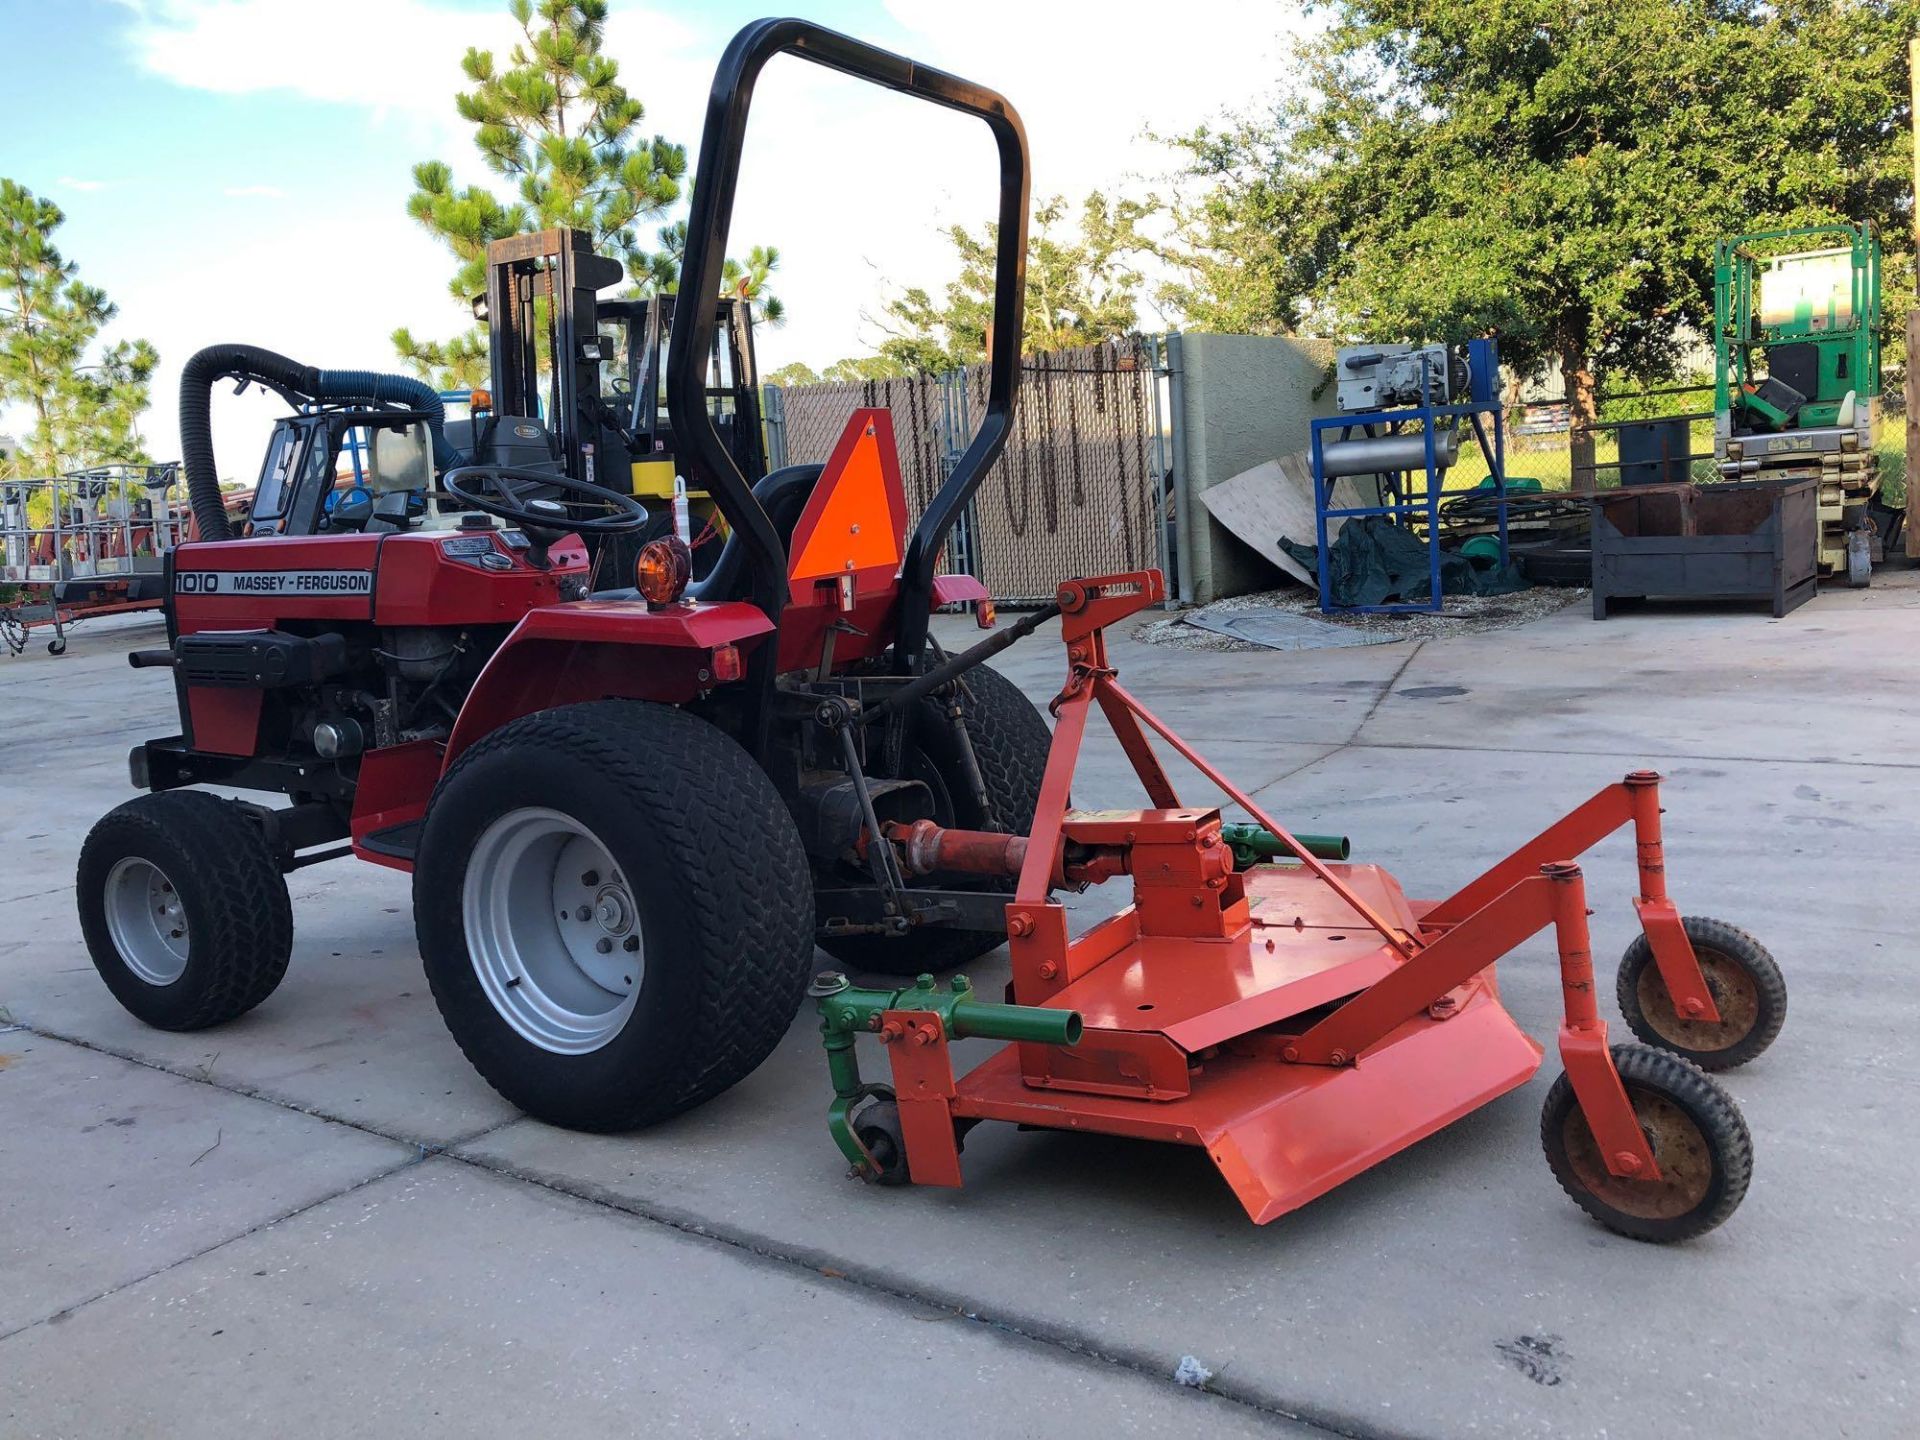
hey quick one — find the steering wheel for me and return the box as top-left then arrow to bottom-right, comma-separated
441,465 -> 650,535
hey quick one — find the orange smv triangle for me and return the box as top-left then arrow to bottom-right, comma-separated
788,408 -> 909,587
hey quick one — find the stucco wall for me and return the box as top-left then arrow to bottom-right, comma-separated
1170,332 -> 1338,603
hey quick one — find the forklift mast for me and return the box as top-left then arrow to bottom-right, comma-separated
483,228 -> 627,492
480,229 -> 767,512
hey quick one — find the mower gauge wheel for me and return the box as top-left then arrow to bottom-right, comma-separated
442,465 -> 650,534
1617,917 -> 1785,1071
1541,1044 -> 1752,1243
853,1099 -> 912,1186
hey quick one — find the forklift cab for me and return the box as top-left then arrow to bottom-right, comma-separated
599,292 -> 766,502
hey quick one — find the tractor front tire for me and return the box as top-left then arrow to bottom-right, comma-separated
414,700 -> 814,1132
819,660 -> 1051,976
77,791 -> 293,1030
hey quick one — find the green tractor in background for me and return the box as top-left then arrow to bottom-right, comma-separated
1714,223 -> 1882,582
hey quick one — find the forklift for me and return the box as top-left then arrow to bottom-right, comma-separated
78,17 -> 1783,1238
1714,223 -> 1882,581
476,228 -> 765,575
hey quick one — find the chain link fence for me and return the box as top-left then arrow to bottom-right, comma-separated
766,337 -> 1168,603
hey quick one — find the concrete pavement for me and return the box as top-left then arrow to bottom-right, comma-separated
3,580 -> 1916,1437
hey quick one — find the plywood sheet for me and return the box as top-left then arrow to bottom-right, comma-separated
1198,454 -> 1363,591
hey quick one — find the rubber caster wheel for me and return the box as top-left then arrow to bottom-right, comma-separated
1618,917 -> 1785,1071
1541,1043 -> 1752,1243
854,1099 -> 912,1186
47,637 -> 66,655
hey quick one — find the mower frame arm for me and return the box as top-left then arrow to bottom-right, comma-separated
668,17 -> 1030,751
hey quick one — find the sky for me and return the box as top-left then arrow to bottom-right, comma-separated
0,0 -> 1307,475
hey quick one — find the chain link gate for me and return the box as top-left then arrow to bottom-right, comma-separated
765,336 -> 1168,603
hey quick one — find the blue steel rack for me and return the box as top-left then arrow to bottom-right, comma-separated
1309,337 -> 1511,615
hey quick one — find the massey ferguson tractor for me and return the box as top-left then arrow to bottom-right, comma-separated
78,18 -> 1785,1240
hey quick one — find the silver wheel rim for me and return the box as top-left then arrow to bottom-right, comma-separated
462,807 -> 643,1055
104,856 -> 190,986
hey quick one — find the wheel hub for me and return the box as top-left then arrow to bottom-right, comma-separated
462,808 -> 645,1055
102,856 -> 189,986
1637,949 -> 1759,1052
1563,1088 -> 1714,1220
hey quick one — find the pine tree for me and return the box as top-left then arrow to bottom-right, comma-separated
394,0 -> 781,389
0,179 -> 157,477
874,193 -> 1154,372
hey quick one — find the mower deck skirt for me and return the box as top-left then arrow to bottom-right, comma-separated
952,864 -> 1545,1224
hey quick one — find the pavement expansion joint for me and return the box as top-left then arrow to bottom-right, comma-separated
0,1153 -> 427,1346
437,1147 -> 1413,1440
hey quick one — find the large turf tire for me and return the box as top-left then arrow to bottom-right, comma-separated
1540,1044 -> 1752,1243
77,790 -> 293,1030
1617,916 -> 1786,1072
819,660 -> 1051,976
414,700 -> 814,1132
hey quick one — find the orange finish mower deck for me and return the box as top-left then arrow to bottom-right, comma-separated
821,570 -> 1772,1238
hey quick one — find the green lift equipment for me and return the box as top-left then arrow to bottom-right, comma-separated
1713,223 -> 1882,580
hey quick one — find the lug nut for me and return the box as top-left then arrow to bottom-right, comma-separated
576,905 -> 592,921
581,870 -> 600,886
623,935 -> 639,952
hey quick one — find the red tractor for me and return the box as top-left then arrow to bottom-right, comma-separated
79,22 -> 1049,1133
79,20 -> 1783,1237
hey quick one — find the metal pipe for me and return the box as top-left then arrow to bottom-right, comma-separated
860,601 -> 1059,725
1165,332 -> 1194,604
948,997 -> 1082,1046
1321,425 -> 1461,479
812,971 -> 1082,1049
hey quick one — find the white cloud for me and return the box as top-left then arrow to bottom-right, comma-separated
113,0 -> 698,147
222,184 -> 286,198
91,1 -> 1310,473
59,176 -> 109,192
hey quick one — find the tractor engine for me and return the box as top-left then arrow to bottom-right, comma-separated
152,529 -> 588,777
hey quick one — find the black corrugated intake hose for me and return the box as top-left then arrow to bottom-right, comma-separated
178,344 -> 462,542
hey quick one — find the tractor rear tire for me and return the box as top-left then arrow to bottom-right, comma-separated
414,700 -> 815,1132
77,791 -> 293,1030
819,660 -> 1051,977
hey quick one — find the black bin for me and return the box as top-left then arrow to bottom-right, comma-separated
1591,478 -> 1817,619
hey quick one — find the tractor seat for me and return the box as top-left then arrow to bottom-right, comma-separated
592,463 -> 823,605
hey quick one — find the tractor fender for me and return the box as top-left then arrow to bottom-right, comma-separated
443,599 -> 775,768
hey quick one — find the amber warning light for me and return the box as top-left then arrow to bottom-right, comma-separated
634,537 -> 692,608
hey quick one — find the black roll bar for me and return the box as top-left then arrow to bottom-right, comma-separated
667,17 -> 1029,753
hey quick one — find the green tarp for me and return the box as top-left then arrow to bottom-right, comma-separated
1281,518 -> 1529,608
